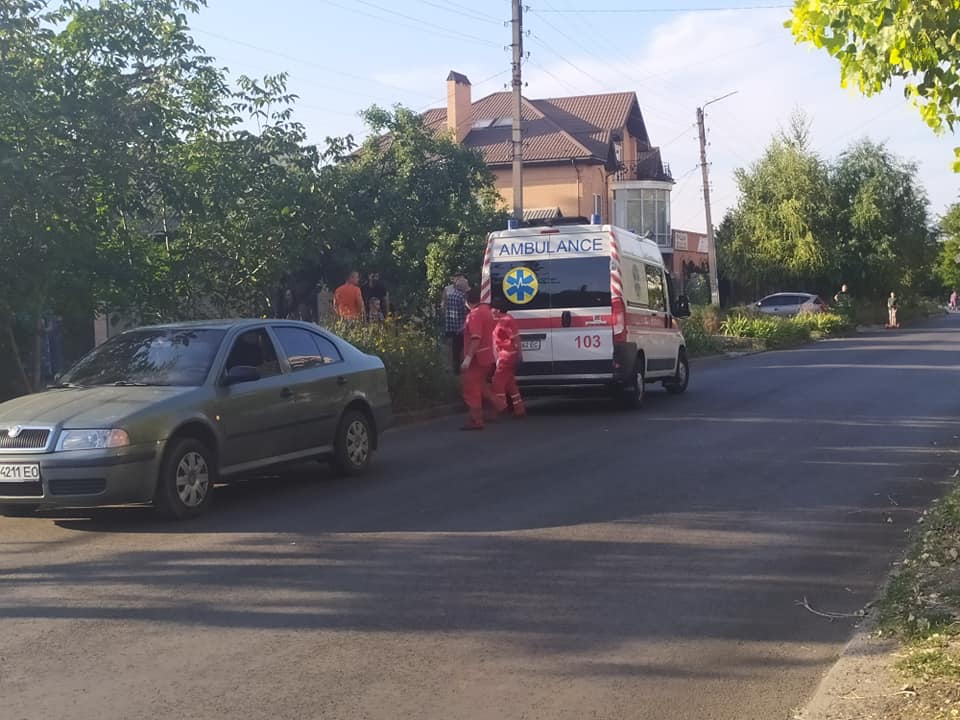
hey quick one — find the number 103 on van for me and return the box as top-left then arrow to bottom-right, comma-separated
575,334 -> 603,349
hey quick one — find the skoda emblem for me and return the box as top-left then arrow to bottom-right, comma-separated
7,425 -> 23,438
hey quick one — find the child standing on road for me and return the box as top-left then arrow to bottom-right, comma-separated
949,289 -> 957,312
491,299 -> 526,418
887,291 -> 900,329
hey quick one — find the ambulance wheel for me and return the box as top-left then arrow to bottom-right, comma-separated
620,355 -> 645,409
665,351 -> 689,394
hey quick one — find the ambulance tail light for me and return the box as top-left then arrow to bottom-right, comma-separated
612,297 -> 627,342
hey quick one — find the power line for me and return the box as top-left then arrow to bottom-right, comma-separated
415,0 -> 503,24
438,0 -> 505,22
337,0 -> 501,47
192,28 -> 439,100
534,4 -> 792,13
526,57 -> 583,95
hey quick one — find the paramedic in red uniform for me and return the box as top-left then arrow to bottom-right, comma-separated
460,287 -> 496,430
491,298 -> 526,418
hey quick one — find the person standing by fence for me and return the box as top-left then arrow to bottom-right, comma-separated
949,289 -> 957,312
334,271 -> 365,322
442,274 -> 469,374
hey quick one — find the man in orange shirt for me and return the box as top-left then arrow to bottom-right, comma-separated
460,287 -> 497,430
334,271 -> 365,322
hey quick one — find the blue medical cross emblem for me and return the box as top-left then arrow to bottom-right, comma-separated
503,267 -> 539,304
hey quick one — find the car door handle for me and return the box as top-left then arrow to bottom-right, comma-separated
280,387 -> 294,398
336,376 -> 349,386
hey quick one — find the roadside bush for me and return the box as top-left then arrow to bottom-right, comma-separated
328,318 -> 456,412
680,313 -> 722,357
791,311 -> 854,337
899,296 -> 947,323
720,313 -> 811,349
690,304 -> 724,334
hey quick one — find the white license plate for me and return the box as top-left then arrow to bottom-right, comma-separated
521,339 -> 541,351
0,464 -> 40,482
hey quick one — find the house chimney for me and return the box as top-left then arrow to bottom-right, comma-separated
446,71 -> 472,143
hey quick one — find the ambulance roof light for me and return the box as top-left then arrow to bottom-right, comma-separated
590,213 -> 601,225
507,218 -> 520,230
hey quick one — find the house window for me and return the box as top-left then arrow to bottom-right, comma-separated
613,187 -> 671,248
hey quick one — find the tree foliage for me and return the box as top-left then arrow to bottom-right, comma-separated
716,113 -> 832,297
318,106 -> 505,309
789,0 -> 960,170
0,0 -> 503,391
718,117 -> 933,302
935,203 -> 960,291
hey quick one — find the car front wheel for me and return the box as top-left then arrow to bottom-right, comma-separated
154,438 -> 216,520
332,410 -> 374,476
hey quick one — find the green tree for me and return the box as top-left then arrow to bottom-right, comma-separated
318,106 -> 506,311
716,113 -> 833,298
935,203 -> 960,291
830,139 -> 933,298
789,0 -> 960,170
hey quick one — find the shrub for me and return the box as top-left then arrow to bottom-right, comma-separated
680,313 -> 722,357
899,296 -> 947,323
720,313 -> 811,349
690,304 -> 724,334
327,318 -> 456,412
791,311 -> 854,337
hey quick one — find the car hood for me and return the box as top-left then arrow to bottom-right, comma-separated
0,386 -> 194,429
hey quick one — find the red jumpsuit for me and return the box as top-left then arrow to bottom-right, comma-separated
461,303 -> 496,429
492,311 -> 526,417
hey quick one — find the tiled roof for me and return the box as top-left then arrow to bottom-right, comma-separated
424,90 -> 644,166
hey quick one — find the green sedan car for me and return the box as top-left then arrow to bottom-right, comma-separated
0,320 -> 392,519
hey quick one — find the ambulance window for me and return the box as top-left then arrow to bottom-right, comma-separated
645,264 -> 667,312
625,261 -> 649,308
490,261 -> 551,310
547,257 -> 612,308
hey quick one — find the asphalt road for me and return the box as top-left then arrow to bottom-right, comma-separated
2,317 -> 959,720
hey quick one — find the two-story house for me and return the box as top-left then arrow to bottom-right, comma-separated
424,71 -> 676,257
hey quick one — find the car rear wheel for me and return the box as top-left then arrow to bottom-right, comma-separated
665,351 -> 689,394
0,504 -> 38,517
154,438 -> 216,520
619,355 -> 645,409
332,409 -> 374,476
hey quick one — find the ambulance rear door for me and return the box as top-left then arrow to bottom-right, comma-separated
545,253 -> 614,378
489,258 -> 554,376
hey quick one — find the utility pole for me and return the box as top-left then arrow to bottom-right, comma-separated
696,91 -> 737,306
511,0 -> 524,224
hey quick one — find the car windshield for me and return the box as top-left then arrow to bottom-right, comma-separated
60,328 -> 226,387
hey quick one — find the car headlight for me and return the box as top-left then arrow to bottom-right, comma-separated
57,429 -> 130,452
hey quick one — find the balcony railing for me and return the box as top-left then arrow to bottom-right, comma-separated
613,161 -> 673,183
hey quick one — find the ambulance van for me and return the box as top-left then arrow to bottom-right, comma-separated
481,222 -> 692,406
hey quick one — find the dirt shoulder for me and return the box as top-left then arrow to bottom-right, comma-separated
800,473 -> 960,720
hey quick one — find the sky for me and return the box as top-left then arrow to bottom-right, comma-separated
189,0 -> 959,234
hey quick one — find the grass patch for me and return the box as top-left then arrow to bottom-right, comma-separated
876,480 -> 960,690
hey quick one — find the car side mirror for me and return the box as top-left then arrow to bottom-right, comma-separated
223,365 -> 260,386
673,294 -> 691,318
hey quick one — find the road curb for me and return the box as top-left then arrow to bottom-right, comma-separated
794,612 -> 898,720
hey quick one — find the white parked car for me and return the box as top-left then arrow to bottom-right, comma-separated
755,292 -> 828,316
